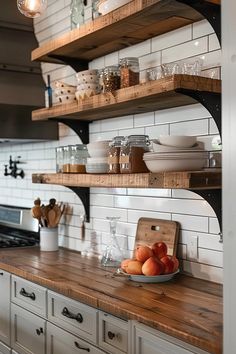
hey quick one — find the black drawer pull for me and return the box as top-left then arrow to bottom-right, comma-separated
61,307 -> 83,323
20,287 -> 36,301
108,331 -> 115,340
74,341 -> 90,352
36,327 -> 43,336
0,272 -> 4,276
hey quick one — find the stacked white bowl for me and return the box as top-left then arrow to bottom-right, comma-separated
86,140 -> 110,173
75,69 -> 100,101
143,136 -> 208,172
54,81 -> 77,104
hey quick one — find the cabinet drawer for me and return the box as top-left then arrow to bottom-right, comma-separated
0,270 -> 10,346
47,322 -> 105,354
48,291 -> 98,344
132,322 -> 209,354
11,276 -> 47,317
99,312 -> 129,354
11,303 -> 46,354
0,341 -> 11,354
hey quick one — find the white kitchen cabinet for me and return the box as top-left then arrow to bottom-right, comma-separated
0,340 -> 11,354
99,312 -> 129,354
47,322 -> 106,354
0,270 -> 10,346
47,291 -> 98,344
11,275 -> 47,317
131,322 -> 209,354
11,303 -> 46,354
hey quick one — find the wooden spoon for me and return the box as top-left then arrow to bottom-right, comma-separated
47,208 -> 57,228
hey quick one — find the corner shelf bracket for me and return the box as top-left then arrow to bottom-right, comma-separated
175,88 -> 221,136
176,0 -> 221,44
67,186 -> 90,222
55,119 -> 89,144
48,54 -> 88,72
191,188 -> 222,240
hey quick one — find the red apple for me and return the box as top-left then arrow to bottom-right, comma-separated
135,245 -> 153,263
142,256 -> 164,276
151,241 -> 168,259
160,255 -> 174,274
171,256 -> 179,272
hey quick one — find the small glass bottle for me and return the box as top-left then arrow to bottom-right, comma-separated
102,66 -> 120,92
107,136 -> 125,174
45,74 -> 52,108
120,135 -> 150,173
120,57 -> 139,88
92,0 -> 100,20
70,0 -> 84,29
101,217 -> 123,267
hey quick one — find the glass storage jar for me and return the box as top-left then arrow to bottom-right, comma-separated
62,145 -> 72,173
56,147 -> 64,173
120,135 -> 150,173
107,136 -> 125,174
70,144 -> 88,173
120,57 -> 139,88
102,65 -> 120,92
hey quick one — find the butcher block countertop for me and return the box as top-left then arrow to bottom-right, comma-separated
0,248 -> 222,354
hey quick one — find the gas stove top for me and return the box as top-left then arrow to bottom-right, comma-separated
0,205 -> 39,248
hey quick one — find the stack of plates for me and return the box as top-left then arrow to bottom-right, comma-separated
143,138 -> 208,172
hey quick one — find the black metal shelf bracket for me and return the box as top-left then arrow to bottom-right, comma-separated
191,188 -> 222,241
67,186 -> 90,222
55,119 -> 90,144
176,0 -> 221,44
48,54 -> 89,72
175,89 -> 221,136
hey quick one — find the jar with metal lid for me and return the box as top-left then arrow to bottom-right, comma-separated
120,135 -> 150,173
120,57 -> 139,88
103,65 -> 120,92
70,144 -> 89,173
108,136 -> 125,174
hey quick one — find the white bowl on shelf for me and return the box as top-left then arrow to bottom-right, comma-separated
143,157 -> 206,172
56,94 -> 77,104
76,74 -> 99,85
87,141 -> 110,157
54,86 -> 76,96
54,80 -> 75,89
98,0 -> 131,15
86,163 -> 108,174
152,140 -> 202,153
159,135 -> 197,148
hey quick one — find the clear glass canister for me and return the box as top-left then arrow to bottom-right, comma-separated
62,145 -> 72,173
56,146 -> 64,173
102,65 -> 120,92
70,144 -> 89,173
120,135 -> 150,173
120,57 -> 139,88
108,136 -> 125,174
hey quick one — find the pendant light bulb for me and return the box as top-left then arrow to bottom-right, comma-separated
17,0 -> 47,18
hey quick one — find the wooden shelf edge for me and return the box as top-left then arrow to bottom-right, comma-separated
32,75 -> 221,122
32,170 -> 221,190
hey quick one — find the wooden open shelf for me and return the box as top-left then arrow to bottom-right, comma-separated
32,170 -> 221,190
32,75 -> 221,122
31,0 -> 207,65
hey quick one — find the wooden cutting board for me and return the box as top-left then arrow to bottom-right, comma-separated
133,218 -> 180,257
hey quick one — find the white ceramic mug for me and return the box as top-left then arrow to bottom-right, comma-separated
40,227 -> 58,251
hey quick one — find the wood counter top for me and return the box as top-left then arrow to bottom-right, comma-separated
0,248 -> 222,354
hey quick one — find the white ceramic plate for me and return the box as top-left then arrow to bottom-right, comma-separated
128,269 -> 179,283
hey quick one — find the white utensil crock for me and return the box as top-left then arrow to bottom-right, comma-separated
40,227 -> 58,251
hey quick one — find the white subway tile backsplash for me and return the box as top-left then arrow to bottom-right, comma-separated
162,37 -> 208,64
1,3 -> 223,283
152,26 -> 192,52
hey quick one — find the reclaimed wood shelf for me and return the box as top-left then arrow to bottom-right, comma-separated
32,170 -> 221,190
32,75 -> 221,122
31,0 -> 206,66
